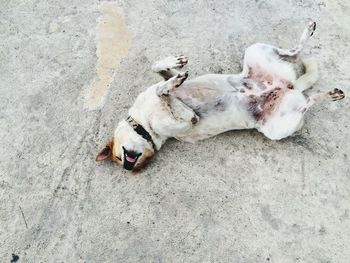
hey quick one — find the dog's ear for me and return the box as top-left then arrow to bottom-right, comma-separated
96,140 -> 114,161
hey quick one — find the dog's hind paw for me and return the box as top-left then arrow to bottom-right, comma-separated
328,88 -> 345,101
307,21 -> 316,36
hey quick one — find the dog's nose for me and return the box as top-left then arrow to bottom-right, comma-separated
123,162 -> 134,170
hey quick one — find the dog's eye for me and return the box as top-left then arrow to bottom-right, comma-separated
115,156 -> 121,161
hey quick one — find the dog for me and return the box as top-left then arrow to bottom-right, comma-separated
96,21 -> 345,171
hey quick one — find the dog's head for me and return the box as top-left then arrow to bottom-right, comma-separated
96,120 -> 155,171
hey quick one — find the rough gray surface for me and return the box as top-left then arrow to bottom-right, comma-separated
1,0 -> 349,262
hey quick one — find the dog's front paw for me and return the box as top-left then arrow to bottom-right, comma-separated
328,88 -> 345,101
156,71 -> 189,96
154,55 -> 188,71
174,71 -> 189,88
175,55 -> 188,68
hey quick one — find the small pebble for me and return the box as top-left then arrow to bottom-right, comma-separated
48,22 -> 60,33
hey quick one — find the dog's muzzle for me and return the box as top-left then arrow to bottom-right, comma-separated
122,146 -> 141,170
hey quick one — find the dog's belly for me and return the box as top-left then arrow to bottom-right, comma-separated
173,74 -> 300,142
173,75 -> 251,116
172,75 -> 258,141
175,109 -> 256,142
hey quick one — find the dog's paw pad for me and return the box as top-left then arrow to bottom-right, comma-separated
191,115 -> 199,124
328,88 -> 345,101
307,21 -> 316,36
154,55 -> 188,72
174,71 -> 189,87
175,55 -> 188,68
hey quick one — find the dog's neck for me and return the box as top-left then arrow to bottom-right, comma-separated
126,116 -> 156,150
125,116 -> 165,151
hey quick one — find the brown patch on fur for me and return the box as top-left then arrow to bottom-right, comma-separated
159,70 -> 175,81
247,67 -> 295,91
247,67 -> 253,78
242,80 -> 253,90
249,87 -> 287,121
159,94 -> 177,120
110,138 -> 123,164
191,116 -> 198,124
132,148 -> 154,173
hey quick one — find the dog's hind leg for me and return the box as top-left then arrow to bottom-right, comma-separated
294,58 -> 318,92
152,55 -> 188,80
276,21 -> 316,57
271,21 -> 318,92
299,88 -> 345,113
258,88 -> 344,140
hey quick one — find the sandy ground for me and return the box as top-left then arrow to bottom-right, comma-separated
1,0 -> 350,262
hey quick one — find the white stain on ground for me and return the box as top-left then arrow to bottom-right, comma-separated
85,2 -> 132,110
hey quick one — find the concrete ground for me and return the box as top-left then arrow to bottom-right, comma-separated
1,0 -> 349,262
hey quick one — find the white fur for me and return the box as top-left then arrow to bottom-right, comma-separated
110,22 -> 344,165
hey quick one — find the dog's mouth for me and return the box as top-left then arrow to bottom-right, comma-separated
122,146 -> 142,170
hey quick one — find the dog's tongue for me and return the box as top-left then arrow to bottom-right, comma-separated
125,155 -> 137,163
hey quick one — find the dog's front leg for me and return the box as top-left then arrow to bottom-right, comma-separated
152,55 -> 188,80
156,71 -> 188,96
156,72 -> 199,127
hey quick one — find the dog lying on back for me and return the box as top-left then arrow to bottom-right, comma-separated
96,21 -> 345,171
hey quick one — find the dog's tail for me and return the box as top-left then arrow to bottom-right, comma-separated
294,58 -> 318,92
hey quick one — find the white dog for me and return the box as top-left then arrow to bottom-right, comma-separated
96,21 -> 345,171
